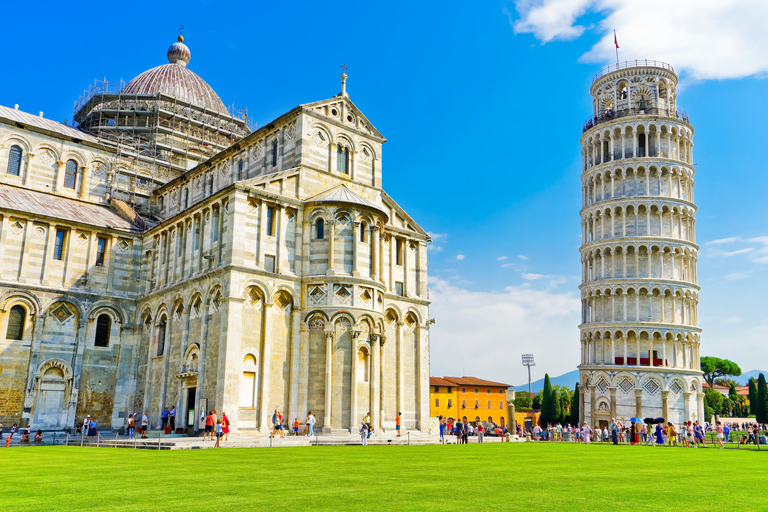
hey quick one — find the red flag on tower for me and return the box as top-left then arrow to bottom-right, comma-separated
614,30 -> 619,49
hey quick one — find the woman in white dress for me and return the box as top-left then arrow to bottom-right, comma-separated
582,423 -> 591,444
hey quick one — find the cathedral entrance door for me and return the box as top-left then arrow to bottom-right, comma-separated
186,387 -> 196,429
34,367 -> 67,429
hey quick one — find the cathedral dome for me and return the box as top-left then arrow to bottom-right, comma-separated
121,36 -> 229,115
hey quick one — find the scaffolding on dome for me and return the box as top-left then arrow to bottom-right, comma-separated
71,78 -> 252,210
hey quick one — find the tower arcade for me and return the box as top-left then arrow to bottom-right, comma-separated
578,61 -> 704,428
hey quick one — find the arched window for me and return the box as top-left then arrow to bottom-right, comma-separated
316,219 -> 324,239
7,145 -> 22,176
474,400 -> 479,409
64,160 -> 78,189
499,400 -> 504,409
461,399 -> 466,409
337,145 -> 349,174
487,400 -> 491,409
360,222 -> 366,242
156,319 -> 167,356
182,189 -> 189,209
6,305 -> 25,340
272,140 -> 278,167
94,314 -> 111,347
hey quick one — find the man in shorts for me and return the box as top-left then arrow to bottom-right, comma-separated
204,411 -> 214,441
396,412 -> 401,437
140,412 -> 149,438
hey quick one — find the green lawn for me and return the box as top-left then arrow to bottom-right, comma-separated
3,442 -> 766,511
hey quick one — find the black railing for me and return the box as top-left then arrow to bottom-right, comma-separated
583,107 -> 690,133
593,60 -> 675,82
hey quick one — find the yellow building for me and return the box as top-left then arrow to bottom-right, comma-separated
430,376 -> 512,428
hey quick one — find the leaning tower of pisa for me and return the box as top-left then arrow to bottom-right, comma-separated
578,61 -> 704,428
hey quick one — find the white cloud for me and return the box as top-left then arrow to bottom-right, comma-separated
428,232 -> 447,252
502,262 -> 520,268
497,256 -> 509,261
456,254 -> 465,261
518,255 -> 529,260
748,237 -> 768,264
706,247 -> 754,258
707,237 -> 742,245
510,0 -> 768,80
428,277 -> 580,383
724,272 -> 749,281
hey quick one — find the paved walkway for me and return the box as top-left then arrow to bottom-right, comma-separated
6,430 -> 524,449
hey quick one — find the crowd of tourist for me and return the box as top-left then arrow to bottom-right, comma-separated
526,419 -> 768,448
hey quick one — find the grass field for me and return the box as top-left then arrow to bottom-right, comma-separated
3,442 -> 767,511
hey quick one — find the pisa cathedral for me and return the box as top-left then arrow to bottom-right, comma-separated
0,36 -> 431,434
578,61 -> 704,427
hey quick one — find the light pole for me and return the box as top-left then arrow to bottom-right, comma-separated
522,354 -> 535,395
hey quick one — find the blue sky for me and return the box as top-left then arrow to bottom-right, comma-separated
3,0 -> 767,385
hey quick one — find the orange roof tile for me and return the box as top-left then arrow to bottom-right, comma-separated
430,377 -> 455,386
443,376 -> 513,388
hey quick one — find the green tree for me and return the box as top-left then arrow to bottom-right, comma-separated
729,381 -> 738,398
571,384 -> 580,427
757,374 -> 768,423
748,378 -> 757,415
700,356 -> 742,388
532,394 -> 542,410
551,385 -> 561,425
514,396 -> 532,411
539,374 -> 552,427
704,388 -> 724,416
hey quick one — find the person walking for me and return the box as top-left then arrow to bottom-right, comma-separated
161,407 -> 170,431
293,418 -> 300,436
655,424 -> 663,446
214,420 -> 223,448
610,418 -> 618,445
396,412 -> 402,437
169,406 -> 176,432
127,414 -> 135,439
89,417 -> 97,439
668,423 -> 677,447
204,411 -> 214,441
307,412 -> 316,437
477,423 -> 484,443
141,412 -> 149,438
715,422 -> 724,448
439,417 -> 445,444
455,419 -> 464,444
221,412 -> 230,441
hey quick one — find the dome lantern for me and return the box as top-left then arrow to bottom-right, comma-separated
167,35 -> 191,67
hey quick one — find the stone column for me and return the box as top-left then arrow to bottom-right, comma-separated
54,160 -> 65,192
21,153 -> 34,186
350,331 -> 361,432
194,302 -> 211,432
697,392 -> 705,424
0,215 -> 9,280
275,204 -> 284,273
609,387 -> 617,419
257,201 -> 266,268
19,219 -> 34,283
323,330 -> 334,432
590,385 -> 596,426
378,335 -> 386,428
106,235 -> 118,293
578,384 -> 585,425
389,235 -> 395,291
662,390 -> 670,421
403,240 -> 409,296
21,311 -> 46,425
69,317 -> 89,428
288,307 -> 300,423
301,220 -> 311,276
683,391 -> 691,422
370,226 -> 379,280
635,388 -> 643,418
257,302 -> 273,433
352,221 -> 361,277
41,223 -> 58,285
158,313 -> 174,422
397,321 -> 404,417
369,334 -> 380,430
378,229 -> 385,284
326,220 -> 336,275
